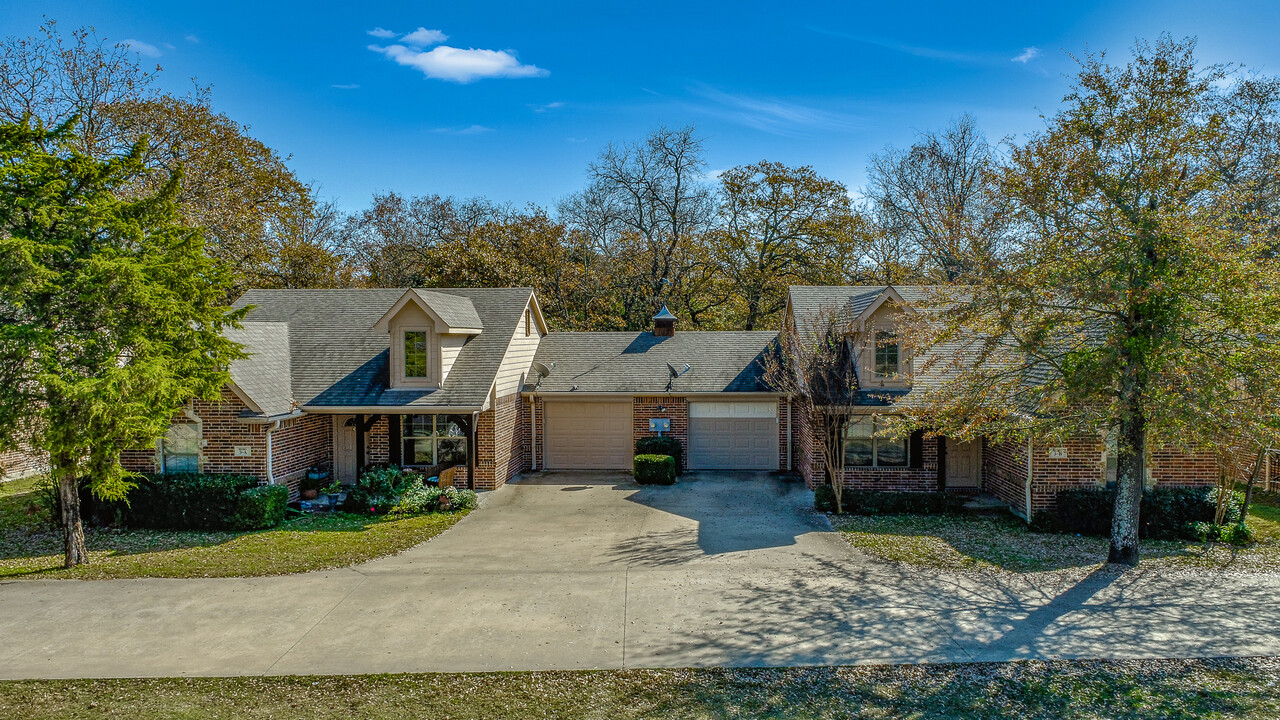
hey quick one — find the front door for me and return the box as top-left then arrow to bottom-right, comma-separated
334,415 -> 357,484
945,438 -> 981,489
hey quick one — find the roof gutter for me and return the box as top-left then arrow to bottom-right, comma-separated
238,409 -> 305,425
301,405 -> 486,414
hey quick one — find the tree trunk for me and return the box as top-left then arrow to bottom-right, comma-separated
1241,446 -> 1266,524
56,460 -> 89,568
1108,414 -> 1145,566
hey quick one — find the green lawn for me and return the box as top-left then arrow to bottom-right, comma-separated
833,500 -> 1280,574
0,658 -> 1275,719
0,476 -> 466,580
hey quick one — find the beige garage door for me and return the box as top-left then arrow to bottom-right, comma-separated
543,401 -> 633,469
687,401 -> 779,470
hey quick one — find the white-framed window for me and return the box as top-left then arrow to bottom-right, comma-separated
402,415 -> 469,467
843,416 -> 908,467
404,330 -> 429,379
874,331 -> 899,376
162,422 -> 200,473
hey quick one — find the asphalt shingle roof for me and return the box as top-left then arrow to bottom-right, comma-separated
225,322 -> 294,417
412,289 -> 483,329
231,287 -> 533,410
527,331 -> 778,394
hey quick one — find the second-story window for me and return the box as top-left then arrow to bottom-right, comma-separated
874,331 -> 899,376
404,331 -> 429,378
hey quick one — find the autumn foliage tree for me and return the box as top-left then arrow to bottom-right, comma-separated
899,36 -> 1280,565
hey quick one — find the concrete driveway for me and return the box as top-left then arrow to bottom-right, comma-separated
1,471 -> 1279,678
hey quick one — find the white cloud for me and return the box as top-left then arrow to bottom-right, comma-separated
531,101 -> 563,113
401,28 -> 448,47
121,38 -> 163,58
331,83 -> 360,90
1012,47 -> 1040,63
367,27 -> 397,39
434,124 -> 495,135
184,34 -> 200,43
566,137 -> 588,143
370,43 -> 547,83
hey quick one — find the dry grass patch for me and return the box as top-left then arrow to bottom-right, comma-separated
0,657 -> 1276,719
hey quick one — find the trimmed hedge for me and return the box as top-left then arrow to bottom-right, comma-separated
814,486 -> 969,515
1032,486 -> 1242,540
123,473 -> 288,531
234,484 -> 290,529
635,436 -> 683,473
635,454 -> 677,485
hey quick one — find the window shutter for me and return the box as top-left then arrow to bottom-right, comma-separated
910,429 -> 924,469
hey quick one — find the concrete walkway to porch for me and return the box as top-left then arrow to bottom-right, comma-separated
0,470 -> 1277,678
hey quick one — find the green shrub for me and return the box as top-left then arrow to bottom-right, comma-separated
450,488 -> 478,511
1221,522 -> 1255,547
1036,486 -> 1242,540
815,487 -> 968,515
347,467 -> 417,513
634,454 -> 677,485
234,484 -> 289,529
391,481 -> 444,515
124,473 -> 259,530
635,436 -> 683,473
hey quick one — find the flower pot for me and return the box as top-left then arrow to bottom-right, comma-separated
301,489 -> 318,500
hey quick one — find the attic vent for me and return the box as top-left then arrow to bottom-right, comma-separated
652,304 -> 677,337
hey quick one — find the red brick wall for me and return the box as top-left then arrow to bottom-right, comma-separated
1150,447 -> 1218,487
474,392 -> 524,490
794,398 -> 816,486
270,413 -> 332,494
983,439 -> 1028,515
1,442 -> 47,480
634,396 -> 688,469
121,387 -> 268,476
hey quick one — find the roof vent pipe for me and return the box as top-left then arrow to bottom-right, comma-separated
652,304 -> 677,337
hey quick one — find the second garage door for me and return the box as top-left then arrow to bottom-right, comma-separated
687,401 -> 779,470
543,401 -> 632,469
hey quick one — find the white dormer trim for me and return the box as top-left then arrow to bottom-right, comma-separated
227,382 -> 264,414
372,289 -> 483,335
855,286 -> 911,331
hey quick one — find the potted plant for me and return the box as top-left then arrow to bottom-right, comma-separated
322,480 -> 347,507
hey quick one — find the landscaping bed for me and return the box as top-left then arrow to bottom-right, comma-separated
0,657 -> 1276,719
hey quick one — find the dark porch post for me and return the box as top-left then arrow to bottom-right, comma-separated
389,415 -> 402,467
355,414 -> 365,471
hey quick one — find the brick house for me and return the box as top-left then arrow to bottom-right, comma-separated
785,285 -> 1223,518
120,289 -> 785,496
112,284 -> 1230,517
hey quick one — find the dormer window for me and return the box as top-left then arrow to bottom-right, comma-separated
874,331 -> 899,376
404,331 -> 429,379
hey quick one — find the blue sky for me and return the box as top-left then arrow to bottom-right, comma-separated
5,1 -> 1280,212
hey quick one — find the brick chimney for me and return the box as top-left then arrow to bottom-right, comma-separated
652,303 -> 677,337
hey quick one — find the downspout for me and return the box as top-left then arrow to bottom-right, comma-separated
469,411 -> 479,490
266,420 -> 280,484
1024,438 -> 1034,524
530,395 -> 538,471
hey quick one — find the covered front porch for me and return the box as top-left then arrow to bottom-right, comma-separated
328,412 -> 479,489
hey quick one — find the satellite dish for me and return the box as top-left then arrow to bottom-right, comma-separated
666,362 -> 678,379
532,360 -> 554,378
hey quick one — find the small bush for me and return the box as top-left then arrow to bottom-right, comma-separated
348,467 -> 417,513
634,454 -> 677,485
815,487 -> 968,515
449,488 -> 478,511
1221,523 -> 1255,547
391,482 -> 444,515
635,436 -> 683,473
1037,486 -> 1243,540
234,484 -> 289,530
